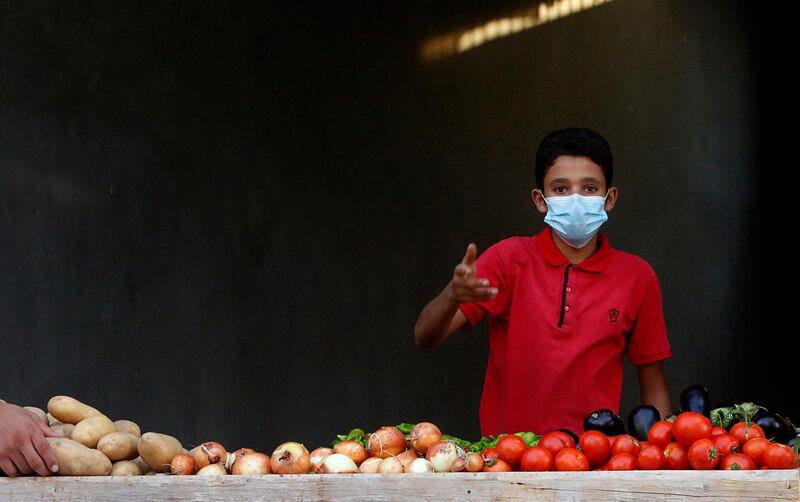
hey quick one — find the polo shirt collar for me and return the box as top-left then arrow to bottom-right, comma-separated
534,226 -> 611,272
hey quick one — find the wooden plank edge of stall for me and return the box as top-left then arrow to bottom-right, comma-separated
0,469 -> 798,501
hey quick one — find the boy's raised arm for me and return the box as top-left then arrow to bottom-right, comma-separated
414,243 -> 498,349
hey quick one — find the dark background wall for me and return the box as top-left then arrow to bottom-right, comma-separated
1,0 -> 795,452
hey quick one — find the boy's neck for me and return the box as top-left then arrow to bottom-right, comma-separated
551,231 -> 600,265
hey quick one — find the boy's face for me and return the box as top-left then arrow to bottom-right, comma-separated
531,155 -> 618,215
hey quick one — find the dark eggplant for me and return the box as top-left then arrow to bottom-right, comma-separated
680,384 -> 710,417
583,409 -> 625,436
756,412 -> 796,444
556,429 -> 579,444
627,405 -> 661,441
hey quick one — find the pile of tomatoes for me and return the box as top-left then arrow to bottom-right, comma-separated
480,412 -> 799,472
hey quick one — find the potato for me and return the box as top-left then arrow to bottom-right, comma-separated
71,416 -> 117,448
111,460 -> 144,476
138,432 -> 183,473
51,423 -> 75,437
47,438 -> 112,476
47,396 -> 104,425
24,406 -> 48,425
114,419 -> 141,437
47,413 -> 64,426
131,456 -> 149,474
97,432 -> 139,461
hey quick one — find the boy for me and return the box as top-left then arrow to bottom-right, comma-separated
414,127 -> 671,436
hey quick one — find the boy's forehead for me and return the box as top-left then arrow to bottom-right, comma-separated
544,155 -> 605,183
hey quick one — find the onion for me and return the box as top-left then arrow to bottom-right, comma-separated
368,427 -> 406,459
425,440 -> 467,472
196,463 -> 227,476
233,448 -> 256,458
405,458 -> 434,473
333,441 -> 368,466
309,447 -> 334,472
377,457 -> 404,473
231,452 -> 271,475
409,422 -> 442,454
319,453 -> 358,474
170,454 -> 196,475
396,449 -> 419,470
358,457 -> 382,473
194,441 -> 227,470
270,442 -> 311,474
466,452 -> 484,472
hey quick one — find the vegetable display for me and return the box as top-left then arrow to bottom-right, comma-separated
1,387 -> 797,478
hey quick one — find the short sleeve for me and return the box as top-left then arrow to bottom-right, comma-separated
625,270 -> 672,365
458,242 -> 511,328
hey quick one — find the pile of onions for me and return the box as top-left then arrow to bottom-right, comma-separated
194,441 -> 228,470
426,441 -> 468,473
409,422 -> 442,454
231,452 -> 271,475
334,440 -> 368,466
318,453 -> 358,474
368,427 -> 406,459
270,442 -> 311,474
170,454 -> 195,475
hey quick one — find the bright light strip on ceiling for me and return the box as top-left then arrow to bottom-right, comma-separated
421,0 -> 614,62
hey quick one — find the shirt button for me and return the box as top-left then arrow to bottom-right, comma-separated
564,305 -> 570,312
566,286 -> 572,293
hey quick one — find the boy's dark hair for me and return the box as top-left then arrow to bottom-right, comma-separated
535,127 -> 613,189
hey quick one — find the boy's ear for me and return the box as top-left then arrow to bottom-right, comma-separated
605,186 -> 619,212
531,188 -> 548,214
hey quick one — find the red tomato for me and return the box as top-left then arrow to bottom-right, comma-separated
482,458 -> 512,472
712,434 -> 740,457
554,448 -> 589,471
664,442 -> 689,470
729,422 -> 765,445
637,445 -> 665,470
711,426 -> 727,437
607,453 -> 638,471
578,430 -> 610,467
672,412 -> 713,448
742,438 -> 771,468
610,435 -> 641,456
482,447 -> 499,467
519,446 -> 553,472
720,453 -> 757,470
496,435 -> 527,466
539,431 -> 576,457
688,439 -> 720,470
763,443 -> 799,470
647,421 -> 674,449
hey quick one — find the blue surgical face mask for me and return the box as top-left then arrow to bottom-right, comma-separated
543,193 -> 609,248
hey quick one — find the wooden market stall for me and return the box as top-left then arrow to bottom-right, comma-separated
1,470 -> 798,501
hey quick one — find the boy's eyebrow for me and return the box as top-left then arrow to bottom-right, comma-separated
549,177 -> 602,184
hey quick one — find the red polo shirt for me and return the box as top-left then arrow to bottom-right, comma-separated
459,227 -> 671,437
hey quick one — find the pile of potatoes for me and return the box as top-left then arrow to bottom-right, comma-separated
17,396 -> 183,476
12,396 -> 270,477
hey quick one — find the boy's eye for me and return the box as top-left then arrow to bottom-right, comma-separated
553,186 -> 567,194
585,186 -> 598,193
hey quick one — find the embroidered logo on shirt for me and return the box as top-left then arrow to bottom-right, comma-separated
608,307 -> 620,324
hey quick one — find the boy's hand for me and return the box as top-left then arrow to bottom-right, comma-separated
448,243 -> 498,303
0,403 -> 60,477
